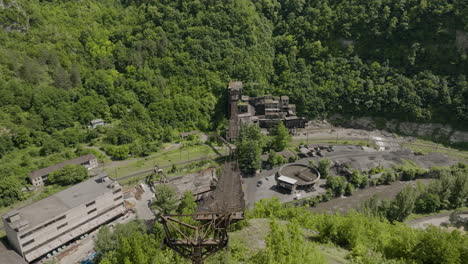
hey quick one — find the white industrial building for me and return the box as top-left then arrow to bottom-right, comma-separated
29,154 -> 99,187
2,175 -> 125,263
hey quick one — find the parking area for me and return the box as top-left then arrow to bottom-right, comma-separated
244,144 -> 458,208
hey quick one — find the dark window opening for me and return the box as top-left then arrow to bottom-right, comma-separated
22,239 -> 35,247
57,223 -> 68,230
24,203 -> 124,255
87,208 -> 97,214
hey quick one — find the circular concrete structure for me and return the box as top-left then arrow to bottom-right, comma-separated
276,163 -> 320,187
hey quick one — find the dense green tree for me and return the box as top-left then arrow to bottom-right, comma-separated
317,159 -> 331,178
270,122 -> 290,151
345,183 -> 355,196
48,164 -> 88,186
386,185 -> 418,222
152,185 -> 178,215
0,135 -> 14,158
326,176 -> 347,197
380,171 -> 397,185
39,139 -> 65,156
415,192 -> 441,214
349,170 -> 363,188
237,139 -> 262,173
103,145 -> 130,160
0,176 -> 24,207
177,191 -> 197,215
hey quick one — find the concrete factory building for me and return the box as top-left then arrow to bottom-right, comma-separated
2,175 -> 125,263
276,163 -> 320,191
227,81 -> 306,140
29,154 -> 98,187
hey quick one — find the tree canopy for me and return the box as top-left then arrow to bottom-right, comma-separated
48,164 -> 88,186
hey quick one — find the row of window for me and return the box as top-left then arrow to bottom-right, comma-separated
22,239 -> 34,248
19,215 -> 66,240
24,202 -> 124,255
20,189 -> 122,241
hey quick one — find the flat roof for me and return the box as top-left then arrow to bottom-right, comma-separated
277,176 -> 297,185
166,168 -> 216,197
29,154 -> 97,179
3,175 -> 117,230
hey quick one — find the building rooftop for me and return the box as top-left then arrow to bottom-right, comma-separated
29,154 -> 97,180
179,131 -> 198,138
166,168 -> 216,197
277,176 -> 298,185
3,175 -> 117,230
228,81 -> 243,91
90,119 -> 104,125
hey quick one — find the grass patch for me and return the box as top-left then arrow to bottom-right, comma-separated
403,139 -> 468,162
108,144 -> 227,179
405,207 -> 468,222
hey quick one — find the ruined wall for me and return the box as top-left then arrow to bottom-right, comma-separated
330,114 -> 468,144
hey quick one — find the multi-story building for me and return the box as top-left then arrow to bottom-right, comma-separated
29,154 -> 99,187
227,81 -> 306,140
2,175 -> 125,263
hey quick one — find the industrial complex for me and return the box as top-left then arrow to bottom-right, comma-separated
227,81 -> 306,140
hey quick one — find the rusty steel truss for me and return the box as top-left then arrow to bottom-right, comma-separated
160,213 -> 235,264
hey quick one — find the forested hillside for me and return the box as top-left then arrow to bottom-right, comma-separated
0,0 -> 468,203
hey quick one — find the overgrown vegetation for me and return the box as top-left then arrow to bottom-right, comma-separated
237,124 -> 291,173
297,161 -> 467,218
95,197 -> 468,264
48,164 -> 88,186
361,163 -> 468,222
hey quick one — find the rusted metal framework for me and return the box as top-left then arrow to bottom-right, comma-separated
160,213 -> 234,264
159,161 -> 245,264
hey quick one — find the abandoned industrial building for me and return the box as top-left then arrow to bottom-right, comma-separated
2,175 -> 125,262
29,154 -> 98,187
227,81 -> 306,140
